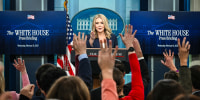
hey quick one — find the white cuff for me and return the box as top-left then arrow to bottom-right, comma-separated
138,57 -> 144,61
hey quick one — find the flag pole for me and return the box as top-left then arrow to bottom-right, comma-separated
64,0 -> 69,71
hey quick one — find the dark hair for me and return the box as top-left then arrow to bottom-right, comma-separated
40,67 -> 67,93
35,63 -> 56,87
147,79 -> 185,100
99,68 -> 124,94
46,76 -> 90,100
190,65 -> 200,90
164,70 -> 179,82
174,94 -> 200,100
115,59 -> 125,74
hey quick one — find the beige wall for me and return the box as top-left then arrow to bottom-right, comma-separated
0,0 -> 3,11
16,0 -> 47,11
191,0 -> 200,11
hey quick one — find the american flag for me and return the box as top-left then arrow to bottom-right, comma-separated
168,15 -> 175,20
27,15 -> 35,20
57,14 -> 75,76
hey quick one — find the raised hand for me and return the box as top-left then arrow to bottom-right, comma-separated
119,24 -> 137,49
20,84 -> 35,99
73,32 -> 87,55
161,49 -> 177,71
98,39 -> 118,79
89,31 -> 95,47
13,58 -> 26,74
90,31 -> 95,40
178,37 -> 190,66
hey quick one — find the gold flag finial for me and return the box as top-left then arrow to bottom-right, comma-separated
64,0 -> 68,12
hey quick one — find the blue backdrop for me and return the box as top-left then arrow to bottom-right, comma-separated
0,11 -> 66,54
130,11 -> 200,54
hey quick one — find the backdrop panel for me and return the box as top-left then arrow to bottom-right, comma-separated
130,11 -> 200,54
0,11 -> 66,54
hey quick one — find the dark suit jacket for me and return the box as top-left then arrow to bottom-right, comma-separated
78,58 -> 93,91
86,34 -> 118,48
31,94 -> 45,100
139,59 -> 150,88
90,59 -> 150,100
193,91 -> 200,97
179,66 -> 192,94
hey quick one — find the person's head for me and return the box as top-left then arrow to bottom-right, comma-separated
147,79 -> 185,100
0,62 -> 5,94
46,76 -> 90,100
164,70 -> 179,82
115,59 -> 125,76
39,67 -> 67,95
92,14 -> 112,39
174,94 -> 200,100
190,65 -> 200,90
99,68 -> 124,94
35,63 -> 56,88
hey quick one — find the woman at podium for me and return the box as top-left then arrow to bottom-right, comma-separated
86,14 -> 118,48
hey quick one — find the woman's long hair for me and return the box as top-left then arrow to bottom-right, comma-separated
92,14 -> 112,39
46,76 -> 90,100
0,62 -> 5,94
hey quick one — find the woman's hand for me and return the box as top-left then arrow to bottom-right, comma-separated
89,31 -> 95,47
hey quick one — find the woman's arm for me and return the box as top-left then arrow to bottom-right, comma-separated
87,31 -> 95,47
111,34 -> 118,48
99,39 -> 118,100
177,37 -> 192,94
13,58 -> 30,87
123,52 -> 144,100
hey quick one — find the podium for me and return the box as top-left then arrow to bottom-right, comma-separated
71,48 -> 130,76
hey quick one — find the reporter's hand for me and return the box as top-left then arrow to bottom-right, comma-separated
73,32 -> 87,55
13,58 -> 27,75
98,39 -> 118,79
161,49 -> 177,71
178,37 -> 190,66
20,84 -> 35,99
119,24 -> 137,50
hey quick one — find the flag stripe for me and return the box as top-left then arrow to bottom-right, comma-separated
57,13 -> 75,76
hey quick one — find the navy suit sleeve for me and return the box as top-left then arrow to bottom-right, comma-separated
111,34 -> 118,48
86,35 -> 92,48
114,34 -> 118,47
19,94 -> 30,100
78,58 -> 93,90
179,66 -> 192,94
90,87 -> 102,100
139,59 -> 150,88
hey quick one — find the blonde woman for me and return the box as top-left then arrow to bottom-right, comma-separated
87,14 -> 118,48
